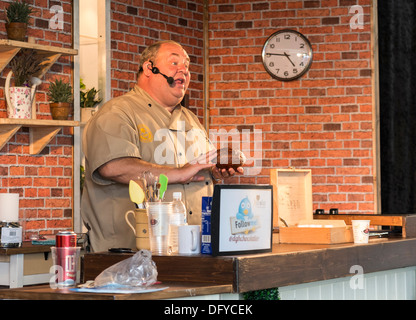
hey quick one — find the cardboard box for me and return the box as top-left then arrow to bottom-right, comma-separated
279,219 -> 353,244
270,168 -> 353,244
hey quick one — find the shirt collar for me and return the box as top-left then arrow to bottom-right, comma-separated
133,85 -> 193,132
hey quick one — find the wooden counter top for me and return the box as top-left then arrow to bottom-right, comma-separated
0,282 -> 233,300
2,237 -> 416,300
0,242 -> 50,255
83,237 -> 416,293
236,237 -> 416,291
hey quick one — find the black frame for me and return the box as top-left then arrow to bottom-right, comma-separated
211,184 -> 273,256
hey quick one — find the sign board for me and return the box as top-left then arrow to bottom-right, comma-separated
211,185 -> 273,256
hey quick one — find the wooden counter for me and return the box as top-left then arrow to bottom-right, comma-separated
236,237 -> 416,292
83,237 -> 416,293
0,241 -> 50,255
0,282 -> 233,300
82,253 -> 235,286
1,237 -> 416,299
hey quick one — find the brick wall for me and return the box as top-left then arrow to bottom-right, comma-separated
0,0 -> 74,239
110,0 -> 205,117
208,0 -> 375,214
0,0 -> 376,239
110,0 -> 375,215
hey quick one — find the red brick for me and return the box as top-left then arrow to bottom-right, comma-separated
25,220 -> 46,230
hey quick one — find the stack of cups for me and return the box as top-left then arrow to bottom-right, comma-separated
146,202 -> 173,255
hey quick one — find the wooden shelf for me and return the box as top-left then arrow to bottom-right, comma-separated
0,39 -> 78,77
0,118 -> 79,155
0,40 -> 78,154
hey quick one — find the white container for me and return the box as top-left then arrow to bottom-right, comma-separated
0,193 -> 19,222
178,225 -> 201,255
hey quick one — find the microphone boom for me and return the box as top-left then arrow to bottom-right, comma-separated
150,65 -> 174,85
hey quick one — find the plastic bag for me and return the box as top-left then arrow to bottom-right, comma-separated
94,250 -> 158,287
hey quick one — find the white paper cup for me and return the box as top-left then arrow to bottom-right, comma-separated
352,220 -> 370,244
146,202 -> 172,255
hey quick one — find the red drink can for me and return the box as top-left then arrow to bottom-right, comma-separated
56,231 -> 76,247
52,231 -> 79,287
52,246 -> 80,287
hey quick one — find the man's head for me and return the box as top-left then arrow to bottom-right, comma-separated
137,40 -> 190,111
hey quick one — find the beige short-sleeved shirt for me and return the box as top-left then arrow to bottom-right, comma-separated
81,85 -> 214,252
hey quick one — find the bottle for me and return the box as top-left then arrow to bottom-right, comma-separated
168,192 -> 187,254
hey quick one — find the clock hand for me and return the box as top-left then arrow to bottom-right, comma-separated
266,52 -> 296,67
265,53 -> 287,56
284,52 -> 295,67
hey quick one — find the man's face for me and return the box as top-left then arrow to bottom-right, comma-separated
150,43 -> 191,108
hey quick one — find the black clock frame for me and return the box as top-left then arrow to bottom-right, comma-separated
261,29 -> 313,81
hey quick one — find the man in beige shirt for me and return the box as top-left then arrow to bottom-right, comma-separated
82,41 -> 243,252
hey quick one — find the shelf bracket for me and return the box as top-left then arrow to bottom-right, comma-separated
0,47 -> 20,74
36,53 -> 62,78
0,124 -> 22,151
29,126 -> 61,155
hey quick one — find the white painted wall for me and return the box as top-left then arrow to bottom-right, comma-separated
279,267 -> 416,300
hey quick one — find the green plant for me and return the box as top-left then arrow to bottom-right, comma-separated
243,288 -> 280,300
5,0 -> 34,24
10,49 -> 47,87
47,79 -> 73,103
80,79 -> 102,108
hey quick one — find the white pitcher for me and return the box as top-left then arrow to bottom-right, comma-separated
5,71 -> 36,119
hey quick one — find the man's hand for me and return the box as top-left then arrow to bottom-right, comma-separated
97,148 -> 244,186
171,149 -> 217,183
98,150 -> 218,185
211,164 -> 244,182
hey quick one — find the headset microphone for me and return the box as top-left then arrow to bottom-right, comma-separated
149,63 -> 175,85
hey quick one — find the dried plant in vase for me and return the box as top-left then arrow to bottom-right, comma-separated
9,49 -> 46,87
5,49 -> 46,119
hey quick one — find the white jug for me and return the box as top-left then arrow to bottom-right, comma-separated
5,71 -> 36,119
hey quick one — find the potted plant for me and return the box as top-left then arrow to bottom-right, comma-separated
5,0 -> 34,41
80,79 -> 102,122
47,79 -> 73,120
5,49 -> 45,119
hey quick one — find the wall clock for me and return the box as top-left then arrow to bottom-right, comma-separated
262,29 -> 313,81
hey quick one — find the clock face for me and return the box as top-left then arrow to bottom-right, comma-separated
262,30 -> 313,81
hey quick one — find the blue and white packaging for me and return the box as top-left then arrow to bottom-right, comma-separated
201,196 -> 212,255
